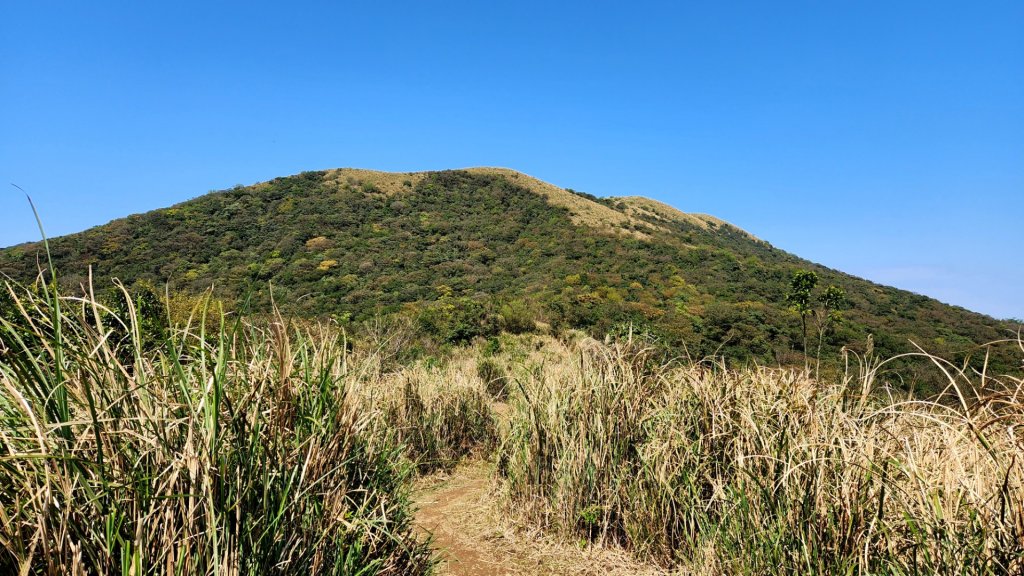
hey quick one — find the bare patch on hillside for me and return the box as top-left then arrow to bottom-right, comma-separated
323,168 -> 428,195
463,168 -> 648,239
615,196 -> 759,240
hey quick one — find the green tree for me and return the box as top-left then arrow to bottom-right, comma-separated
786,270 -> 818,365
814,284 -> 848,374
417,295 -> 497,345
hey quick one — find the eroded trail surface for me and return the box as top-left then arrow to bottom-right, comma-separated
413,461 -> 665,576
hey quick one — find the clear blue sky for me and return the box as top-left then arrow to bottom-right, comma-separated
2,1 -> 1021,319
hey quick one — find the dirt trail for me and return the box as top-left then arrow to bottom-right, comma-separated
413,461 -> 666,576
414,462 -> 515,575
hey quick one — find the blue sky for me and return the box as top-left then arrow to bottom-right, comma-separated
2,1 -> 1021,319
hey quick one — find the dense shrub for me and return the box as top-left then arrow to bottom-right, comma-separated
497,298 -> 538,335
416,296 -> 497,344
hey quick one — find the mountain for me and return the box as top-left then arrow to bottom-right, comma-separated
0,168 -> 1016,391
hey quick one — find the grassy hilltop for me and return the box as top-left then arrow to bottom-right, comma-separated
0,168 -> 1017,392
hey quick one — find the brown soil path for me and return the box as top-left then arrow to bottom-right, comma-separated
413,461 -> 668,576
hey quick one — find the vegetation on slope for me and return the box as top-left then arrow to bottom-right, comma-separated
0,169 -> 1017,393
2,278 -> 1022,574
493,333 -> 1024,574
0,280 -> 495,575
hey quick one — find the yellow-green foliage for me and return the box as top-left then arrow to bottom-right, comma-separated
2,169 -> 1016,396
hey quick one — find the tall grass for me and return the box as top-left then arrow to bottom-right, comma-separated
4,269 -> 1022,575
0,280 -> 443,575
498,335 -> 1024,574
372,354 -> 497,474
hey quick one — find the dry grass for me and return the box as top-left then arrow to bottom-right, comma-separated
462,168 -> 646,238
614,196 -> 760,241
495,334 -> 1024,574
371,353 -> 498,474
4,266 -> 1021,575
323,168 -> 428,196
0,279 -> 487,575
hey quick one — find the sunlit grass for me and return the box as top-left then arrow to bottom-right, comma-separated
496,334 -> 1024,574
0,279 -> 443,575
3,272 -> 1021,575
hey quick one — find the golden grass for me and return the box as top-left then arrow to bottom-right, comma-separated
0,281 -> 488,575
5,268 -> 1020,574
494,333 -> 1024,574
616,196 -> 754,235
323,167 -> 428,195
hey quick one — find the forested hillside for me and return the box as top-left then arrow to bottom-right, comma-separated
0,168 -> 1016,392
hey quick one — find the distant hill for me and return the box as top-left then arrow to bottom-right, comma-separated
0,168 -> 1016,392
